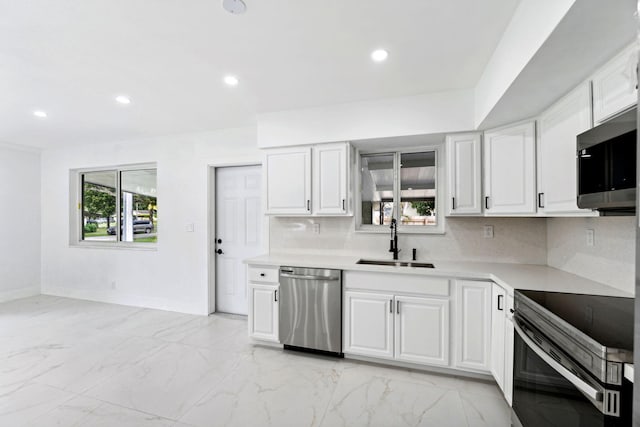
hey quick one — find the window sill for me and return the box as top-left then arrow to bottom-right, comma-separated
70,241 -> 158,251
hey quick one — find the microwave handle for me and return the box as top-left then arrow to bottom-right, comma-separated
514,320 -> 602,402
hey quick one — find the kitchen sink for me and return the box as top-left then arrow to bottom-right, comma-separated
356,259 -> 435,268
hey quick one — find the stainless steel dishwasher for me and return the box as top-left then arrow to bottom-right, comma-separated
279,266 -> 342,356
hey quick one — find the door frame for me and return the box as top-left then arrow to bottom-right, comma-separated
207,162 -> 267,315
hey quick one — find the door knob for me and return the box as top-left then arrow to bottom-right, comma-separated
216,249 -> 223,255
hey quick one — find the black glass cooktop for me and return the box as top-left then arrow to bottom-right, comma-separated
516,290 -> 634,351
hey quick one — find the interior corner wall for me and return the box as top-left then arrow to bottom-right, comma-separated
0,144 -> 41,302
474,0 -> 576,127
39,127 -> 260,315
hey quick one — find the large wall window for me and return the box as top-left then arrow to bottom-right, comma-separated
357,146 -> 444,233
80,165 -> 157,245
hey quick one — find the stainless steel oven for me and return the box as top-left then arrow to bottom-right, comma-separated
512,290 -> 634,427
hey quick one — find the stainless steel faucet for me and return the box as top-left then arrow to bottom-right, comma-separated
389,218 -> 400,260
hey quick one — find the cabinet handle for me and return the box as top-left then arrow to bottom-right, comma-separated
260,273 -> 265,277
396,301 -> 400,314
485,196 -> 490,210
451,197 -> 456,210
538,192 -> 545,208
497,294 -> 504,311
389,299 -> 393,313
342,199 -> 346,210
307,200 -> 310,211
274,290 -> 278,302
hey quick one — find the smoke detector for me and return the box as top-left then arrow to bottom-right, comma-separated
222,0 -> 246,14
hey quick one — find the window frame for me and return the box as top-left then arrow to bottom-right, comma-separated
71,163 -> 158,250
355,144 -> 445,234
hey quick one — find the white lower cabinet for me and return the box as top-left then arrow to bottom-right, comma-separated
344,290 -> 449,367
395,296 -> 449,366
344,291 -> 394,359
455,280 -> 492,372
490,282 -> 514,405
248,283 -> 279,342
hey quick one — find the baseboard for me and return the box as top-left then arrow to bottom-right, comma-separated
41,286 -> 207,315
0,286 -> 40,303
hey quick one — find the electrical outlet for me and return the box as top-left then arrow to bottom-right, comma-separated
312,223 -> 320,234
185,223 -> 194,232
586,229 -> 595,247
483,225 -> 494,238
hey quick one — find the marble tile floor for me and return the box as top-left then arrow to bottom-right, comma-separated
0,295 -> 510,426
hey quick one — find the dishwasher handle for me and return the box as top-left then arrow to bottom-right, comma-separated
280,273 -> 340,281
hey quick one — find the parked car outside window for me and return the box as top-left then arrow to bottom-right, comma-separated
107,220 -> 154,235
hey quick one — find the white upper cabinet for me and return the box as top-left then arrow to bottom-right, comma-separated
592,43 -> 638,125
265,146 -> 312,215
537,82 -> 595,215
312,143 -> 349,215
483,121 -> 537,215
446,133 -> 482,215
265,142 -> 351,216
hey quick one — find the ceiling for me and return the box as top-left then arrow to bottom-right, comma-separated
0,0 -> 520,149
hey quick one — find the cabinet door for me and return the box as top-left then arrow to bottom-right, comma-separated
490,283 -> 507,392
248,283 -> 279,342
344,291 -> 394,360
446,133 -> 482,215
454,281 -> 491,372
504,316 -> 514,406
264,147 -> 312,215
395,296 -> 449,366
592,43 -> 638,125
537,82 -> 594,215
312,143 -> 349,215
484,122 -> 536,215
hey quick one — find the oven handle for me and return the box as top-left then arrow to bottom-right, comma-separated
514,320 -> 603,402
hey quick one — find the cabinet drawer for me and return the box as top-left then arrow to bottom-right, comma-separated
248,265 -> 279,283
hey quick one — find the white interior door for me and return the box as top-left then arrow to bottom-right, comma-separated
215,165 -> 262,315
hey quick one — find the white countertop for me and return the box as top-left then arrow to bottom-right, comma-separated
245,253 -> 633,298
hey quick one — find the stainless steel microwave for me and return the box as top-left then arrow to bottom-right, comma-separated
576,107 -> 636,213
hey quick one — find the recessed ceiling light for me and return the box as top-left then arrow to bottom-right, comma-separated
222,0 -> 246,14
115,95 -> 131,105
371,49 -> 389,62
224,75 -> 239,86
33,110 -> 47,118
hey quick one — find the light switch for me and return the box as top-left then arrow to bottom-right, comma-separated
185,223 -> 195,232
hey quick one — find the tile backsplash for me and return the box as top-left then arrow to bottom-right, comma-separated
270,215 -> 636,294
269,216 -> 548,264
547,216 -> 635,294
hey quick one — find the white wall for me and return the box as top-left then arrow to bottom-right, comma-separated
0,144 -> 41,302
257,89 -> 474,148
474,0 -> 575,127
269,216 -> 547,265
547,217 -> 635,294
40,127 -> 260,315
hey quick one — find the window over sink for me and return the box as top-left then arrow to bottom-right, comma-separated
356,144 -> 444,234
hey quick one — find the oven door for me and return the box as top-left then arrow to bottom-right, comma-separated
512,317 -> 631,427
